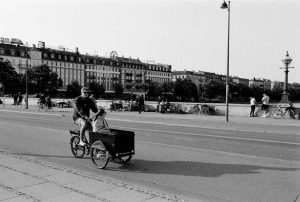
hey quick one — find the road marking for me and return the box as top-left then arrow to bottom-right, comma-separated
109,118 -> 298,136
137,140 -> 300,164
1,110 -> 299,146
0,109 -> 298,136
113,126 -> 300,146
2,113 -> 299,146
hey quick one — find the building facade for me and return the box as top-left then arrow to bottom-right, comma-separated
0,39 -> 172,95
249,78 -> 271,91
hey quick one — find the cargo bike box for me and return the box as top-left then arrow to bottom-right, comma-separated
89,128 -> 135,169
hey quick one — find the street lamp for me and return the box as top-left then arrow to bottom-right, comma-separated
221,0 -> 230,122
280,51 -> 294,104
25,43 -> 29,109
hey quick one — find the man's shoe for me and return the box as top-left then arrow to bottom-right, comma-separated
78,141 -> 86,146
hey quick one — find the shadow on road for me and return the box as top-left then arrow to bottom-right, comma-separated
116,160 -> 299,177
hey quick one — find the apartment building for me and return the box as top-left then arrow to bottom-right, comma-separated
0,38 -> 172,95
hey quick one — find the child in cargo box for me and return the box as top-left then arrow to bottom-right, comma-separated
92,108 -> 110,133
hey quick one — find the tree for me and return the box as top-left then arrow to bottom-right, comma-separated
173,79 -> 184,100
25,64 -> 62,96
66,80 -> 81,98
148,82 -> 161,98
113,83 -> 123,97
0,58 -> 22,95
174,78 -> 198,101
88,82 -> 105,98
160,81 -> 174,95
203,80 -> 225,99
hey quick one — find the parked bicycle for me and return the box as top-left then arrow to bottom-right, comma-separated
272,104 -> 295,119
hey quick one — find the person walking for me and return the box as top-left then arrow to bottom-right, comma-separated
13,93 -> 18,106
17,92 -> 23,107
261,93 -> 270,118
138,95 -> 144,114
249,97 -> 256,117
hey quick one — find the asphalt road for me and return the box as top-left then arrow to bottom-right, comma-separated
0,108 -> 299,202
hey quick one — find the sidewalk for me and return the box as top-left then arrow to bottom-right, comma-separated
0,151 -> 188,202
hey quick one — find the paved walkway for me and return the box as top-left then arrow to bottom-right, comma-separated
0,151 -> 187,202
0,104 -> 299,202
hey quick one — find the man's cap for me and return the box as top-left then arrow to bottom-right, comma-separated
81,87 -> 89,93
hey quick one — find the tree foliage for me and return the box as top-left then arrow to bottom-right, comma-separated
25,64 -> 62,96
0,58 -> 22,95
160,81 -> 174,95
66,80 -> 81,98
88,82 -> 105,98
174,79 -> 198,101
113,83 -> 123,96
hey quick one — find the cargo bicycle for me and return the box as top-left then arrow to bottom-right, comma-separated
69,120 -> 135,169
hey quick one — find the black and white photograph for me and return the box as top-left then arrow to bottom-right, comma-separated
0,0 -> 299,201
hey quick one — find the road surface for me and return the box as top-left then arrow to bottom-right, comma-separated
0,108 -> 299,202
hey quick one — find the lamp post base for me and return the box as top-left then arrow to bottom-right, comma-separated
278,92 -> 292,107
280,92 -> 290,103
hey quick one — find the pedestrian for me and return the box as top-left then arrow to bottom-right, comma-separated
261,93 -> 270,118
13,94 -> 18,106
139,95 -> 145,114
17,92 -> 23,107
46,95 -> 52,110
249,97 -> 256,117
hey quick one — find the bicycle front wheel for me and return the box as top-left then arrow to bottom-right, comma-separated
271,109 -> 283,119
70,136 -> 85,158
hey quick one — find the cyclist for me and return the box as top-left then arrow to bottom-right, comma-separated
73,87 -> 98,146
39,94 -> 46,106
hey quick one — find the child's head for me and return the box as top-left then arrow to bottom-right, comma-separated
97,107 -> 106,117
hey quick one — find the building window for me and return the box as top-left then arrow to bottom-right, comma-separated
58,55 -> 62,59
51,53 -> 55,59
20,51 -> 25,57
70,56 -> 74,61
43,53 -> 48,58
0,49 -> 4,54
10,49 -> 15,56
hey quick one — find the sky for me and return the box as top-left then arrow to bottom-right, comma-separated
1,0 -> 299,83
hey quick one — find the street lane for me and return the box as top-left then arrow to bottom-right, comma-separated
0,109 -> 300,201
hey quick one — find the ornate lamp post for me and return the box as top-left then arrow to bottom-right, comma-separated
221,0 -> 230,122
280,51 -> 294,104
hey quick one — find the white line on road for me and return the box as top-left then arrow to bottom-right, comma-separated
0,109 -> 298,136
1,109 -> 299,146
137,140 -> 300,164
113,126 -> 300,146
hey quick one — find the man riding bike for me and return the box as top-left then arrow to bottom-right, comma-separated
73,87 -> 98,146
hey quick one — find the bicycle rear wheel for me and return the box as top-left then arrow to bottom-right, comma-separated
91,148 -> 109,169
